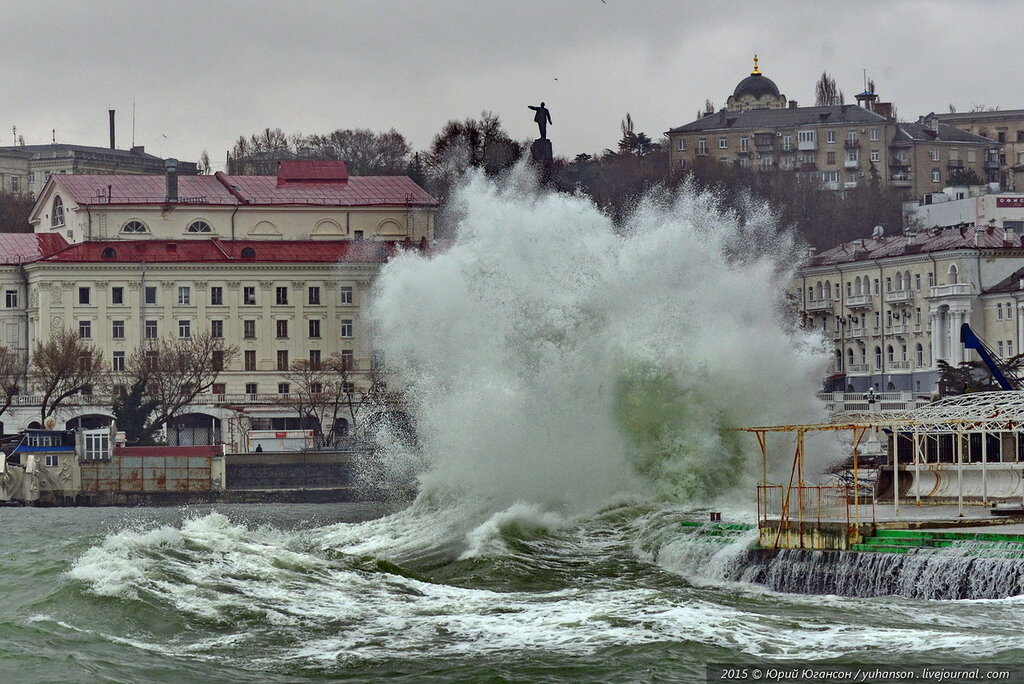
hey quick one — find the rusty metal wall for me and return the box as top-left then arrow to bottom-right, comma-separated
80,454 -> 212,492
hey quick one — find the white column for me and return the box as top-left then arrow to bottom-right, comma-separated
1017,301 -> 1024,354
929,308 -> 943,364
950,309 -> 964,365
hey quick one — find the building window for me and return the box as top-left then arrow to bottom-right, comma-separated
277,350 -> 289,371
308,319 -> 321,338
718,137 -> 728,149
145,320 -> 158,338
275,286 -> 288,305
998,303 -> 1004,320
241,247 -> 256,260
121,220 -> 147,234
245,382 -> 257,395
276,319 -> 288,338
51,196 -> 65,227
826,151 -> 836,165
210,286 -> 223,305
244,350 -> 256,371
1008,303 -> 1014,319
340,349 -> 354,370
697,139 -> 708,155
83,432 -> 109,461
243,320 -> 256,339
178,320 -> 191,338
212,382 -> 226,396
308,286 -> 320,305
870,128 -> 879,142
339,286 -> 353,304
928,273 -> 935,287
340,319 -> 353,338
875,346 -> 883,370
187,220 -> 212,233
79,320 -> 91,339
145,286 -> 157,304
822,170 -> 838,183
112,286 -> 124,304
243,286 -> 256,305
914,274 -> 921,291
178,286 -> 191,305
309,349 -> 321,369
1010,341 -> 1015,356
278,383 -> 290,395
932,169 -> 941,183
78,287 -> 90,305
212,351 -> 224,372
826,131 -> 836,144
112,351 -> 125,372
211,320 -> 223,338
949,264 -> 959,284
4,291 -> 16,308
999,341 -> 1005,357
930,149 -> 940,162
342,381 -> 355,394
782,135 -> 792,151
676,138 -> 685,151
870,150 -> 880,162
740,137 -> 748,152
873,279 -> 879,295
968,150 -> 977,163
112,320 -> 125,339
874,312 -> 881,329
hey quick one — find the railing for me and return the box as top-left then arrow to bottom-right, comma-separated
889,360 -> 911,370
884,290 -> 914,305
816,390 -> 932,413
929,283 -> 972,298
844,140 -> 860,149
890,157 -> 910,167
798,140 -> 817,151
846,294 -> 873,308
947,159 -> 964,168
806,299 -> 833,312
849,327 -> 866,338
890,323 -> 908,334
847,363 -> 869,373
844,160 -> 859,169
757,484 -> 875,549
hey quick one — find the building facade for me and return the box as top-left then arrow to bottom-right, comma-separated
667,62 -> 999,200
0,144 -> 198,197
796,224 -> 1024,396
937,109 -> 1024,191
0,160 -> 437,447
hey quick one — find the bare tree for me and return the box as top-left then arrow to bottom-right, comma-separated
0,190 -> 34,233
197,150 -> 212,175
815,72 -> 844,106
31,329 -> 105,422
109,333 -> 238,444
0,346 -> 25,420
283,352 -> 380,448
302,128 -> 412,175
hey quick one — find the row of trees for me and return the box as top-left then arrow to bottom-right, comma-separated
0,330 -> 375,448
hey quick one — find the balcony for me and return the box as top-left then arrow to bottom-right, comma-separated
947,159 -> 964,169
844,160 -> 859,169
846,294 -> 873,309
798,139 -> 817,151
780,145 -> 796,154
889,173 -> 912,186
929,283 -> 972,298
889,324 -> 909,335
849,327 -> 866,338
848,363 -> 869,373
800,162 -> 818,172
890,157 -> 910,168
884,289 -> 915,305
806,299 -> 834,313
844,181 -> 858,189
889,360 -> 911,370
844,140 -> 860,149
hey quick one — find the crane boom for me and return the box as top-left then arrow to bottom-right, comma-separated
960,323 -> 1019,390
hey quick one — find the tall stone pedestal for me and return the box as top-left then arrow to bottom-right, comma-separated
530,138 -> 553,183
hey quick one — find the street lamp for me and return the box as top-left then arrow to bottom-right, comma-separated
864,387 -> 878,411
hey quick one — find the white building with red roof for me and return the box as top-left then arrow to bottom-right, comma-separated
796,223 -> 1024,408
0,161 -> 437,449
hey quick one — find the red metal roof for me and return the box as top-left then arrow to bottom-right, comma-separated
52,172 -> 437,208
114,445 -> 223,458
277,160 -> 349,184
38,238 -> 425,263
810,226 -> 1018,267
0,233 -> 68,264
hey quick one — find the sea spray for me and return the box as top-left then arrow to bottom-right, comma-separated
369,168 -> 834,511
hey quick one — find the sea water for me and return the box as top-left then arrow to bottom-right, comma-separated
5,171 -> 1024,682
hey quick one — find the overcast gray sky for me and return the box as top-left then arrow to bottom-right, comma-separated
2,0 -> 1017,170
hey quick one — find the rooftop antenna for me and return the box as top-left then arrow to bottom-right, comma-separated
51,128 -> 56,144
11,126 -> 15,145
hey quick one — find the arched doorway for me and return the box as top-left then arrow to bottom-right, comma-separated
66,414 -> 113,430
166,413 -> 222,446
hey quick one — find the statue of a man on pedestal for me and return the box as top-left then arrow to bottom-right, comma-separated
529,102 -> 552,139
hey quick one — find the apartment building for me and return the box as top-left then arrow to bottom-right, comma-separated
667,60 -> 999,199
937,109 -> 1024,191
795,225 -> 1024,395
0,160 -> 437,445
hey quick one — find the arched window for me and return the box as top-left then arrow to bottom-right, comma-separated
835,349 -> 843,371
847,348 -> 855,367
854,276 -> 862,295
916,343 -> 924,367
895,272 -> 903,290
948,263 -> 959,284
240,247 -> 256,260
904,271 -> 911,290
824,281 -> 832,300
187,220 -> 212,233
887,345 -> 895,363
51,196 -> 65,227
101,247 -> 116,260
887,382 -> 896,391
901,344 -> 907,362
860,347 -> 867,365
122,220 -> 147,234
875,346 -> 883,369
816,281 -> 823,299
